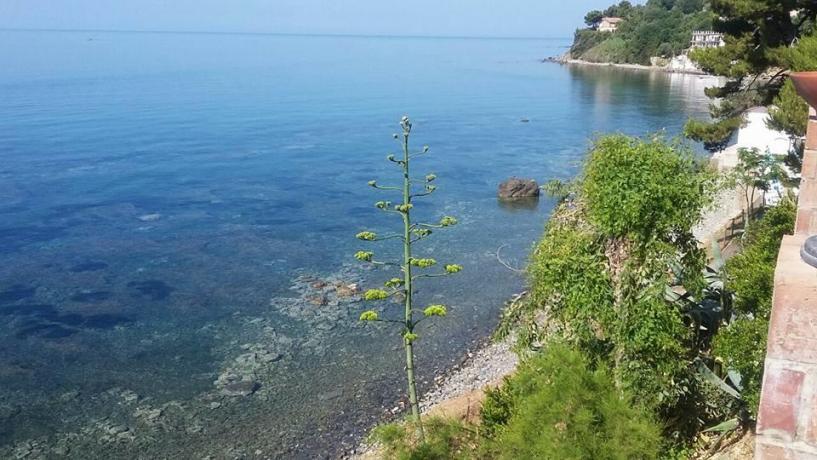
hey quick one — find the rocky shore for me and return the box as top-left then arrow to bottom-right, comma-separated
544,54 -> 709,76
420,336 -> 518,413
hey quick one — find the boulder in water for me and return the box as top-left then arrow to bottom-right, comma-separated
221,380 -> 259,397
498,178 -> 540,199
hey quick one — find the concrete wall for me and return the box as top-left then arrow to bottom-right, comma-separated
756,108 -> 817,459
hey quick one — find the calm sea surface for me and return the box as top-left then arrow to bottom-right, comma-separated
0,30 -> 715,458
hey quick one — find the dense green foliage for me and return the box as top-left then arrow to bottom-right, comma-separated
713,199 -> 796,415
569,0 -> 713,65
484,344 -> 662,460
684,116 -> 743,152
768,80 -> 808,138
767,31 -> 817,149
372,418 -> 478,460
584,136 -> 714,240
371,132 -> 794,458
686,2 -> 817,151
375,345 -> 661,460
505,135 -> 716,419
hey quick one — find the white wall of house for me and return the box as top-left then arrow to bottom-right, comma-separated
713,107 -> 791,170
598,17 -> 622,32
712,107 -> 796,205
735,108 -> 791,155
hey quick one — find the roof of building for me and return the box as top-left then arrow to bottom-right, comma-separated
601,17 -> 624,23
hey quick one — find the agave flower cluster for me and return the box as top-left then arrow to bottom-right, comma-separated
352,115 -> 461,434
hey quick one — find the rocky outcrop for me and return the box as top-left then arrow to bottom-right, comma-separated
498,178 -> 540,199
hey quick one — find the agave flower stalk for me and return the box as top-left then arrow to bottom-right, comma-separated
355,116 -> 461,440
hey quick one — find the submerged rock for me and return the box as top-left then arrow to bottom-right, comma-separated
120,389 -> 139,403
220,380 -> 259,397
306,294 -> 328,306
137,213 -> 161,222
335,283 -> 359,298
498,178 -> 540,199
134,406 -> 163,424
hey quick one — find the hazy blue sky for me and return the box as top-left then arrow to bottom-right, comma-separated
0,0 -> 625,38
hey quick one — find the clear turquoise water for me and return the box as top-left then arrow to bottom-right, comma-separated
0,30 -> 715,458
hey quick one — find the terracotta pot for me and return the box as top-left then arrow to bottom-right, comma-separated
790,72 -> 817,108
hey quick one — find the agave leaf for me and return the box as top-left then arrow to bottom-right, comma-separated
694,358 -> 741,399
668,258 -> 684,278
727,369 -> 743,392
703,418 -> 740,433
664,285 -> 682,303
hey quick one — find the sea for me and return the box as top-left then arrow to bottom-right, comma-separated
0,30 -> 716,458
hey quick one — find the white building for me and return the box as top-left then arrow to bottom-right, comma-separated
714,107 -> 791,169
691,30 -> 724,49
713,107 -> 796,204
598,17 -> 623,33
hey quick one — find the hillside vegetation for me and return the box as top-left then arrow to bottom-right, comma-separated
370,133 -> 797,458
570,0 -> 714,65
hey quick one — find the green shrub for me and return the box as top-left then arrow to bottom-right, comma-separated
582,135 -> 714,241
712,317 -> 768,415
726,198 -> 796,316
714,198 -> 796,417
506,135 -> 715,415
527,221 -> 615,351
616,291 -> 692,408
484,343 -> 662,460
371,418 -> 478,460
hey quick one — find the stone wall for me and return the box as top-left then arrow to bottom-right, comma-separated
756,108 -> 817,459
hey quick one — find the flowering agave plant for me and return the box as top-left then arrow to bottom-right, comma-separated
354,116 -> 461,439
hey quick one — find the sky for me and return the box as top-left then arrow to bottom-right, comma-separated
0,0 -> 624,38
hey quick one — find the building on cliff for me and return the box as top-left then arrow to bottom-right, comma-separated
691,30 -> 725,49
598,17 -> 623,33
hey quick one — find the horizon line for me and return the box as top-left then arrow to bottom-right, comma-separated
0,27 -> 569,41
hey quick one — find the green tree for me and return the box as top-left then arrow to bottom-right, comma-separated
604,0 -> 635,18
506,135 -> 716,420
582,135 -> 714,241
684,117 -> 743,153
686,1 -> 817,149
730,147 -> 788,230
768,31 -> 817,171
768,80 -> 808,140
585,10 -> 604,28
355,116 -> 461,439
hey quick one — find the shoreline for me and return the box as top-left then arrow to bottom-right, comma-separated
347,295 -> 523,460
348,335 -> 518,459
544,56 -> 709,76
